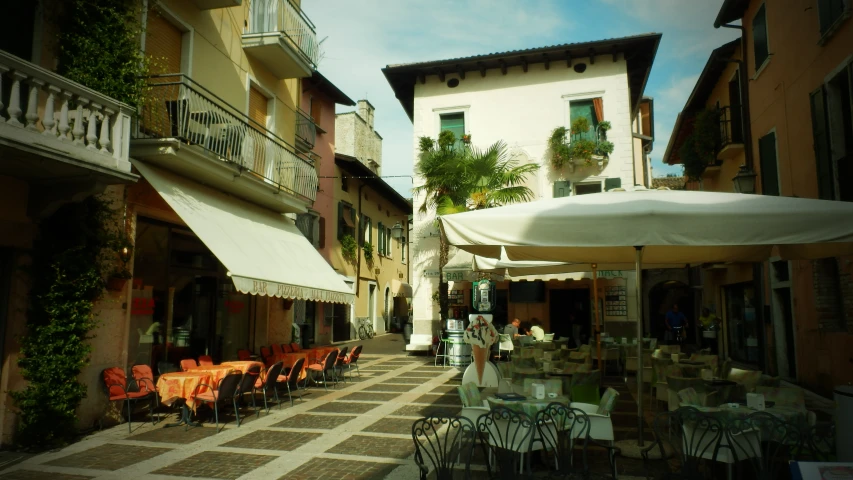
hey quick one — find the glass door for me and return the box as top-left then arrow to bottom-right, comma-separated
724,283 -> 759,366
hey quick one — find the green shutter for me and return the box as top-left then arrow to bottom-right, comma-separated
752,5 -> 769,67
810,87 -> 835,200
569,100 -> 599,141
758,132 -> 780,196
377,222 -> 383,255
604,178 -> 622,191
553,180 -> 572,198
440,113 -> 465,141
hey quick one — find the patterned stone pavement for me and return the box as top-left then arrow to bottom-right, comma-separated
0,334 -> 667,479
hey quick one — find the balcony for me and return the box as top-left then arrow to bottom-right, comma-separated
243,0 -> 318,79
716,105 -> 744,161
132,74 -> 317,213
295,108 -> 315,154
193,0 -> 242,9
0,50 -> 135,199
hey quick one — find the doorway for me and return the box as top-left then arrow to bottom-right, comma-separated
384,287 -> 391,332
648,281 -> 692,343
549,288 -> 591,344
331,303 -> 350,342
368,283 -> 376,331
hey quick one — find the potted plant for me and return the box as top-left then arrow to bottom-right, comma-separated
107,267 -> 132,291
362,241 -> 374,264
548,118 -> 614,172
679,109 -> 720,180
460,133 -> 472,144
341,234 -> 358,264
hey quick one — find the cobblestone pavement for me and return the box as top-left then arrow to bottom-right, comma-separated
0,334 -> 664,479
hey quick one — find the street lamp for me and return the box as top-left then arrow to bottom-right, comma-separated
732,164 -> 757,194
390,221 -> 404,239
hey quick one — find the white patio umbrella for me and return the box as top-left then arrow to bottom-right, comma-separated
440,188 -> 853,448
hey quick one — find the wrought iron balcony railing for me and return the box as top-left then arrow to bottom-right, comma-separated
248,0 -> 319,69
295,108 -> 316,152
135,74 -> 317,202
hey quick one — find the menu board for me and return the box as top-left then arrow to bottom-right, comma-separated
605,285 -> 627,317
448,289 -> 464,305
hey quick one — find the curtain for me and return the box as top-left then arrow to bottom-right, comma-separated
593,98 -> 604,122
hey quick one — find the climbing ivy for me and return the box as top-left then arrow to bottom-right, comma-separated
56,0 -> 149,109
11,196 -> 126,448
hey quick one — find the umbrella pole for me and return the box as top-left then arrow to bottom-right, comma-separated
592,263 -> 601,372
634,246 -> 645,447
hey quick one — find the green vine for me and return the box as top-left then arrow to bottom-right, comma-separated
57,0 -> 150,109
362,242 -> 374,264
548,119 -> 613,169
679,109 -> 720,180
11,196 -> 128,448
341,234 -> 358,264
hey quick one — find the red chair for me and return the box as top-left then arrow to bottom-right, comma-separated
290,343 -> 301,352
271,344 -> 283,357
131,364 -> 160,407
307,349 -> 339,391
277,357 -> 305,406
102,367 -> 154,433
237,349 -> 251,361
260,346 -> 273,367
281,343 -> 293,354
198,355 -> 214,366
180,359 -> 198,371
334,346 -> 349,384
343,345 -> 363,379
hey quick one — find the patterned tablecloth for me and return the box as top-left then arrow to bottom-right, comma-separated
487,395 -> 571,419
185,365 -> 235,387
699,403 -> 809,427
303,347 -> 338,364
278,353 -> 309,381
220,361 -> 265,374
156,372 -> 212,410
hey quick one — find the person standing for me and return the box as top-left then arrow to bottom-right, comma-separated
665,303 -> 688,344
698,307 -> 720,353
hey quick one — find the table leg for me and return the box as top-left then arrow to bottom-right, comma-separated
163,399 -> 204,429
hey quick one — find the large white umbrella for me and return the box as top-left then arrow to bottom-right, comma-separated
440,189 -> 853,447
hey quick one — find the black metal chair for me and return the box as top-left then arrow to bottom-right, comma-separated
333,346 -> 349,383
476,407 -> 535,479
255,361 -> 284,415
642,406 -> 725,479
277,357 -> 305,407
191,371 -> 243,431
236,363 -> 262,413
306,349 -> 339,391
412,416 -> 477,480
726,411 -> 806,480
534,403 -> 596,478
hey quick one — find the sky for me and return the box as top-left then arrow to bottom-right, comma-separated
302,0 -> 740,197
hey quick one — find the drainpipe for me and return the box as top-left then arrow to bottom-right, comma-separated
355,183 -> 366,297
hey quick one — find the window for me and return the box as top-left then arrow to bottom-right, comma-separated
811,63 -> 853,201
341,173 -> 348,192
724,283 -> 761,367
360,215 -> 372,246
604,177 -> 622,191
569,98 -> 602,141
575,183 -> 602,195
818,0 -> 849,36
758,132 -> 780,196
401,236 -> 407,264
248,86 -> 269,131
553,181 -> 572,198
296,212 -> 320,248
377,222 -> 385,256
440,112 -> 465,144
337,203 -> 355,240
752,4 -> 769,70
386,227 -> 393,259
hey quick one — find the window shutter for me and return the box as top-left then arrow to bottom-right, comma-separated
752,5 -> 769,68
248,86 -> 268,131
145,11 -> 182,75
553,180 -> 572,198
318,217 -> 325,248
387,228 -> 393,259
818,0 -> 846,33
604,178 -> 622,191
378,222 -> 384,255
810,87 -> 835,200
758,132 -> 780,196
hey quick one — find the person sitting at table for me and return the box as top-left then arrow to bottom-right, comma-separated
529,318 -> 545,341
518,320 -> 532,337
503,318 -> 522,339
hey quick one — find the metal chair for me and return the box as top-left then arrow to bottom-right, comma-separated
197,355 -> 214,366
131,364 -> 160,408
236,363 -> 262,413
435,336 -> 450,367
343,345 -> 362,379
727,411 -> 806,480
333,346 -> 349,383
102,367 -> 155,433
534,403 -> 594,477
255,361 -> 284,414
307,349 -> 339,391
642,407 -> 725,479
412,416 -> 477,480
497,334 -> 514,361
192,371 -> 243,431
277,357 -> 305,406
476,407 -> 535,478
180,358 -> 198,371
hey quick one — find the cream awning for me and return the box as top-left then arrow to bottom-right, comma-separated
134,162 -> 354,304
392,279 -> 413,298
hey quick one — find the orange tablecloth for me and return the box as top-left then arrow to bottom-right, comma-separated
279,353 -> 309,381
304,347 -> 338,364
186,365 -> 235,387
156,372 -> 211,410
221,361 -> 265,374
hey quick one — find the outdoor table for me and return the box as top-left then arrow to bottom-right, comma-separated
303,347 -> 337,364
486,394 -> 570,418
675,360 -> 707,378
700,403 -> 809,427
220,361 -> 264,374
156,371 -> 211,428
512,367 -> 546,385
185,365 -> 234,387
704,379 -> 737,404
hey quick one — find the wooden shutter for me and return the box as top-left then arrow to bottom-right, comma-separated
377,222 -> 384,255
146,11 -> 182,75
752,5 -> 769,68
810,87 -> 835,200
387,228 -> 393,259
248,87 -> 268,130
553,180 -> 572,198
318,217 -> 326,248
604,178 -> 622,191
758,132 -> 780,196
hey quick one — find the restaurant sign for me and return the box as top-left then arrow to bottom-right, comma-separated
597,270 -> 626,278
444,271 -> 466,282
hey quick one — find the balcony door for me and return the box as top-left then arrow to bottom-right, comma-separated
728,70 -> 744,143
144,9 -> 185,139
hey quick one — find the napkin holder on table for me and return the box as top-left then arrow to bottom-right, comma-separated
531,383 -> 546,400
746,392 -> 766,410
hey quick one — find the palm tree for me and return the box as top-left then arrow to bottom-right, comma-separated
414,131 -> 539,322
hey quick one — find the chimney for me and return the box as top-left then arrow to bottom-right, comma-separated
357,99 -> 374,130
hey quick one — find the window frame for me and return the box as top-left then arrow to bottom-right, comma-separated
337,202 -> 355,241
752,3 -> 771,75
568,98 -> 603,142
757,129 -> 781,196
573,180 -> 604,196
817,0 -> 851,44
433,105 -> 470,139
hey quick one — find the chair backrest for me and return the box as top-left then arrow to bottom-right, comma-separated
285,358 -> 306,388
346,345 -> 362,364
237,364 -> 262,396
677,387 -> 703,407
198,355 -> 214,366
158,361 -> 178,375
237,349 -> 251,361
131,364 -> 156,394
334,347 -> 349,367
457,382 -> 483,408
264,362 -> 284,389
180,358 -> 198,371
673,407 -> 725,476
727,411 -> 805,480
728,368 -> 763,393
103,367 -> 127,397
543,333 -> 555,342
290,342 -> 301,352
281,343 -> 293,353
214,372 -> 243,404
412,416 -> 476,480
477,407 -> 534,476
271,344 -> 283,356
535,404 -> 591,476
323,349 -> 339,370
597,387 -> 620,415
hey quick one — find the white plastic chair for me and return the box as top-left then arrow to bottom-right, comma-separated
498,334 -> 514,360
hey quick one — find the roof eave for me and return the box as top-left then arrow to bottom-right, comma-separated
714,0 -> 748,27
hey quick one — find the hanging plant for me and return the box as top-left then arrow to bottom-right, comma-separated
548,118 -> 614,170
680,109 -> 720,181
341,234 -> 357,264
362,241 -> 374,264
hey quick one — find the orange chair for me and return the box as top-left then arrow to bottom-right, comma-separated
131,364 -> 159,407
260,346 -> 273,367
277,357 -> 305,406
198,355 -> 214,366
237,349 -> 252,361
180,358 -> 198,371
307,349 -> 339,391
290,342 -> 301,352
281,343 -> 293,354
102,367 -> 154,433
271,344 -> 283,357
343,345 -> 363,379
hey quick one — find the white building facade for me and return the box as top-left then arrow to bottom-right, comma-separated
383,34 -> 661,337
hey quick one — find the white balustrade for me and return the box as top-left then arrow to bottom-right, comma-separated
0,50 -> 134,171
